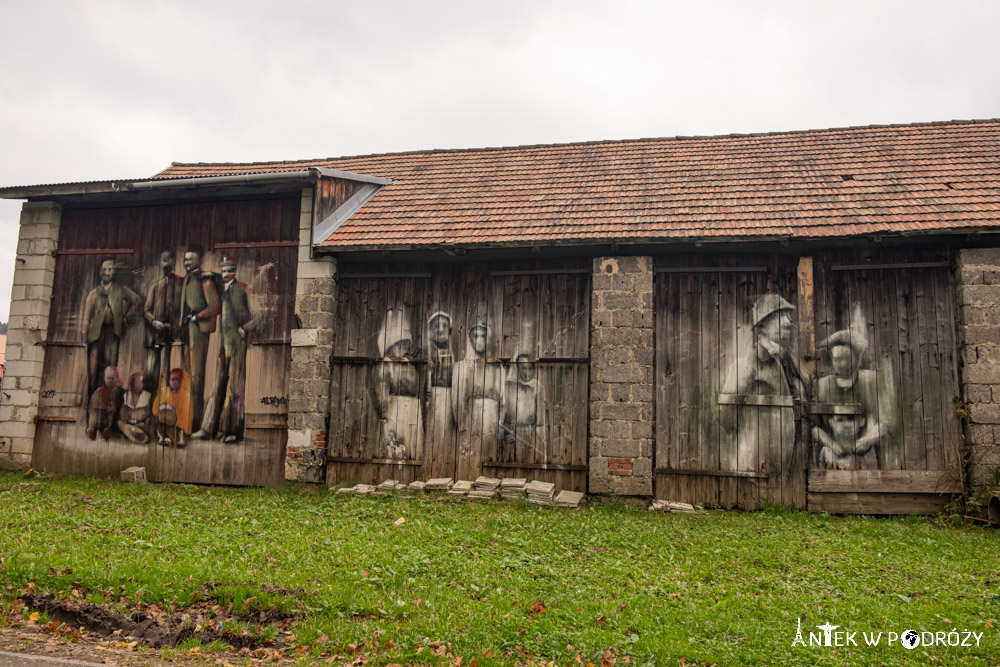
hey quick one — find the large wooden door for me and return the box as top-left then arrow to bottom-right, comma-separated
654,258 -> 807,509
806,254 -> 963,513
326,262 -> 589,491
31,198 -> 299,486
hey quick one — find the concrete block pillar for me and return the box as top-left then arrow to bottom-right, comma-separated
284,190 -> 335,483
955,248 -> 1000,499
0,201 -> 61,469
588,256 -> 654,496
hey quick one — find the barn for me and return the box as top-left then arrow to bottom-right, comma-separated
2,119 -> 999,514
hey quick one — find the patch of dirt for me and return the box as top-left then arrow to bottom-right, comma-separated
17,593 -> 292,650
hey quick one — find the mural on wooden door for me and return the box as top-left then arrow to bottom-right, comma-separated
33,197 -> 300,485
328,265 -> 589,491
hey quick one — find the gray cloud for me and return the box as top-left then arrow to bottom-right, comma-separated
2,0 -> 999,319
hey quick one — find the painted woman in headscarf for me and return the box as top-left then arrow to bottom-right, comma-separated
451,321 -> 503,466
500,352 -> 548,464
118,371 -> 152,444
373,308 -> 423,461
423,311 -> 456,451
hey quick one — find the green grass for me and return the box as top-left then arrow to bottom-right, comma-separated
1,470 -> 998,666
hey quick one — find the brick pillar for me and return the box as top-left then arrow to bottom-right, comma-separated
956,248 -> 1000,499
589,256 -> 654,496
284,190 -> 335,483
0,201 -> 61,469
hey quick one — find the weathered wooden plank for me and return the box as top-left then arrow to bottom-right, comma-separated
654,271 -> 679,501
717,272 -> 738,509
934,265 -> 964,475
736,270 -> 760,510
698,271 -> 721,506
808,469 -> 963,493
807,492 -> 955,515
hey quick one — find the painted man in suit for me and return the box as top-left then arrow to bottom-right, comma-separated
194,257 -> 259,442
177,246 -> 220,430
83,260 -> 141,396
143,249 -> 182,393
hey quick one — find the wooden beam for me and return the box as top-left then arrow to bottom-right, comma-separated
655,266 -> 767,273
797,256 -> 816,384
326,456 -> 422,466
831,262 -> 951,271
808,469 -> 963,493
718,394 -> 794,407
482,461 -> 588,472
807,492 -> 955,515
654,468 -> 769,479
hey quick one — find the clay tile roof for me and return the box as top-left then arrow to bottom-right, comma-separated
156,119 -> 1000,248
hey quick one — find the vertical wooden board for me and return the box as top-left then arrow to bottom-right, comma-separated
875,268 -> 906,470
676,272 -> 701,505
425,266 -> 458,480
736,270 -> 761,509
896,269 -> 928,471
697,272 -> 721,506
784,260 -> 810,509
933,268 -> 963,473
916,270 -> 945,472
717,272 -> 739,508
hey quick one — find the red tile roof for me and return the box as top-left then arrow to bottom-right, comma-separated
156,119 -> 1000,249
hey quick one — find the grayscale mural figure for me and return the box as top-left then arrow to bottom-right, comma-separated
177,246 -> 220,430
452,321 -> 503,465
196,257 -> 260,442
83,259 -> 141,396
143,250 -> 182,393
373,309 -> 423,460
812,309 -> 895,469
726,293 -> 811,469
423,311 -> 456,449
500,351 -> 547,463
118,371 -> 152,444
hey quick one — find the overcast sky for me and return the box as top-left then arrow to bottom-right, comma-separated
2,0 -> 999,321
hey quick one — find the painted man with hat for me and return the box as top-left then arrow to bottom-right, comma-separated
730,293 -> 811,472
194,256 -> 259,442
736,293 -> 810,399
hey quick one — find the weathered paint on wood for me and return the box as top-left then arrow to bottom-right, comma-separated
326,260 -> 589,492
654,248 -> 962,513
32,196 -> 299,486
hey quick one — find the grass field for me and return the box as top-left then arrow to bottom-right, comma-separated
0,469 -> 998,665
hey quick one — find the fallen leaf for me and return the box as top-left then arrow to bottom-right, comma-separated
596,614 -> 606,626
28,612 -> 40,622
529,600 -> 547,618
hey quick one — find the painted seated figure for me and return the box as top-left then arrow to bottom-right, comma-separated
153,368 -> 193,448
118,372 -> 152,444
87,365 -> 122,441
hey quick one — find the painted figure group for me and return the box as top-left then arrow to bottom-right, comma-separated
727,294 -> 896,470
371,309 -> 546,464
82,248 -> 260,447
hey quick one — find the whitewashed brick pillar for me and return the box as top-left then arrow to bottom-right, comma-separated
0,201 -> 61,468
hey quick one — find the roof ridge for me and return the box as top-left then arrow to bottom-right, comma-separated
164,118 -> 1000,169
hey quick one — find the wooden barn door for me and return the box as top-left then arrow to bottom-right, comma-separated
326,263 -> 589,491
482,269 -> 590,492
654,259 -> 808,510
327,272 -> 432,486
807,256 -> 963,513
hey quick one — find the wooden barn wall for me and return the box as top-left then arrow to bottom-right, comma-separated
32,196 -> 300,486
654,247 -> 963,513
327,260 -> 590,492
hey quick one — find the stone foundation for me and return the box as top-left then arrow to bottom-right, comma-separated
956,248 -> 1000,500
0,202 -> 61,469
588,256 -> 654,495
285,190 -> 334,483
